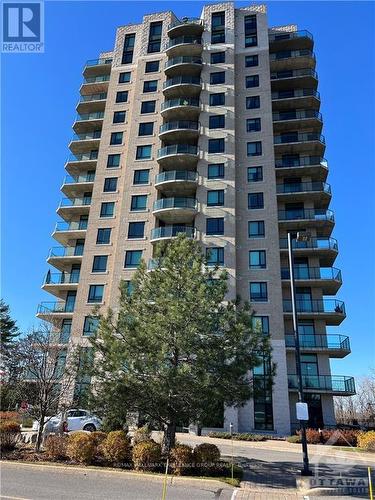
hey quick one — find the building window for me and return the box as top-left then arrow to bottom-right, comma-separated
252,316 -> 269,335
148,21 -> 162,53
60,319 -> 72,343
211,51 -> 225,64
248,220 -> 265,238
128,222 -> 145,239
244,14 -> 257,47
246,118 -> 261,132
250,282 -> 268,302
246,96 -> 260,109
209,93 -> 225,106
107,154 -> 120,168
206,247 -> 224,266
211,11 -> 225,44
119,71 -> 131,83
248,192 -> 264,209
83,316 -> 99,337
138,122 -> 154,136
96,228 -> 111,244
208,138 -> 225,153
124,250 -> 142,268
245,55 -> 259,67
100,202 -> 114,218
209,115 -> 225,129
103,177 -> 117,192
210,71 -> 225,85
133,169 -> 149,184
247,141 -> 262,156
208,163 -> 225,179
207,190 -> 224,206
89,150 -> 98,160
110,132 -> 123,145
122,33 -> 135,64
136,145 -> 152,160
145,60 -> 160,73
113,111 -> 126,123
130,194 -> 147,211
116,91 -> 128,103
143,80 -> 158,93
123,280 -> 134,296
246,75 -> 259,88
88,284 -> 104,303
92,255 -> 108,273
141,100 -> 156,113
249,250 -> 266,269
206,217 -> 224,235
253,356 -> 273,430
247,166 -> 263,182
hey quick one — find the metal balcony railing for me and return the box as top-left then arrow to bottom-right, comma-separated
54,221 -> 88,231
279,237 -> 338,252
79,93 -> 107,102
163,76 -> 201,89
276,181 -> 331,194
48,246 -> 84,258
168,17 -> 203,30
155,171 -> 198,184
153,197 -> 197,211
285,334 -> 350,351
44,271 -> 80,285
85,58 -> 112,67
288,374 -> 355,393
37,301 -> 75,314
67,152 -> 98,162
83,75 -> 110,84
157,144 -> 198,158
71,132 -> 101,141
281,267 -> 342,281
278,208 -> 334,222
269,30 -> 313,43
273,110 -> 322,122
269,49 -> 315,61
165,56 -> 203,69
283,299 -> 345,314
151,226 -> 195,240
270,68 -> 318,80
167,36 -> 202,49
274,133 -> 325,145
63,173 -> 95,184
161,98 -> 200,111
59,197 -> 92,207
275,156 -> 327,169
159,120 -> 199,134
272,89 -> 320,100
75,112 -> 104,122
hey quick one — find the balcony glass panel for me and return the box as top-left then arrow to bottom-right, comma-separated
288,374 -> 355,393
269,30 -> 313,43
151,226 -> 195,239
153,197 -> 197,210
155,171 -> 198,184
279,237 -> 338,251
278,208 -> 334,221
44,272 -> 80,285
159,121 -> 199,133
285,334 -> 350,350
161,98 -> 200,111
281,267 -> 341,281
163,76 -> 201,89
274,133 -> 325,144
276,182 -> 330,194
76,112 -> 104,121
157,144 -> 198,157
165,56 -> 202,68
167,36 -> 202,49
275,156 -> 326,168
283,299 -> 345,314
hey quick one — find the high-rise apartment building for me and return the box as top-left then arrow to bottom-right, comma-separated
37,3 -> 355,435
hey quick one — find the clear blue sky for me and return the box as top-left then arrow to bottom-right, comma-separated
1,1 -> 374,380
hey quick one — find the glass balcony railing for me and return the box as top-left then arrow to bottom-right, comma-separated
288,374 -> 355,394
48,246 -> 84,258
79,93 -> 107,102
269,30 -> 313,43
283,299 -> 345,314
67,152 -> 98,162
153,197 -> 197,211
59,197 -> 92,207
55,221 -> 88,232
278,208 -> 334,222
151,226 -> 195,240
279,237 -> 338,252
280,267 -> 342,281
167,36 -> 202,49
161,98 -> 200,111
155,170 -> 198,184
285,334 -> 350,351
44,271 -> 80,285
71,132 -> 101,141
63,173 -> 95,184
269,49 -> 315,61
75,112 -> 104,122
37,301 -> 75,314
276,181 -> 331,194
274,133 -> 325,145
165,56 -> 203,69
271,68 -> 318,80
83,75 -> 110,84
168,17 -> 203,30
159,120 -> 199,134
272,89 -> 320,100
85,58 -> 112,67
157,144 -> 198,158
275,156 -> 327,169
163,76 -> 201,89
273,110 -> 322,122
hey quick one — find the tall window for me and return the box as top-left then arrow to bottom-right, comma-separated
207,190 -> 224,206
247,166 -> 263,182
244,14 -> 257,47
122,33 -> 135,64
211,11 -> 225,44
131,195 -> 147,211
92,255 -> 108,273
247,141 -> 262,156
246,96 -> 260,109
248,220 -> 265,238
88,285 -> 104,303
246,118 -> 261,132
208,163 -> 225,179
60,319 -> 72,343
248,192 -> 264,209
249,282 -> 268,302
107,154 -> 120,168
249,250 -> 266,269
246,75 -> 259,88
128,222 -> 145,239
206,247 -> 224,266
96,228 -> 111,244
253,355 -> 273,430
148,21 -> 162,53
252,316 -> 269,335
206,217 -> 224,235
133,169 -> 149,184
100,202 -> 114,218
136,145 -> 152,160
124,250 -> 142,268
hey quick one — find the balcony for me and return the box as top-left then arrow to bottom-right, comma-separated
283,299 -> 346,325
150,225 -> 195,243
36,301 -> 75,319
165,36 -> 203,57
83,57 -> 112,78
73,112 -> 104,133
153,197 -> 198,223
273,110 -> 322,132
269,49 -> 316,71
276,181 -> 331,205
270,68 -> 318,90
274,132 -> 325,155
164,56 -> 203,77
279,237 -> 338,266
281,267 -> 342,294
288,374 -> 355,396
80,75 -> 110,95
52,221 -> 87,245
76,92 -> 107,113
47,246 -> 84,270
155,170 -> 198,195
69,132 -> 101,154
65,152 -> 98,175
160,98 -> 200,120
167,17 -> 204,38
269,30 -> 313,50
57,197 -> 91,219
272,89 -> 320,110
163,76 -> 201,98
159,120 -> 199,143
42,271 -> 80,297
285,334 -> 350,358
275,156 -> 328,180
278,208 -> 334,236
61,173 -> 95,197
157,144 -> 199,169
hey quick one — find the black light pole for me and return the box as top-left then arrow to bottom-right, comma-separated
287,231 -> 312,476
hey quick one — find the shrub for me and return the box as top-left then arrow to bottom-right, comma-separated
207,432 -> 267,441
194,443 -> 220,468
133,425 -> 152,445
45,435 -> 68,460
358,431 -> 375,451
101,430 -> 130,464
66,432 -> 96,465
91,431 -> 107,448
0,412 -> 21,423
287,435 -> 301,444
305,428 -> 321,444
170,444 -> 194,475
0,420 -> 21,452
321,429 -> 359,446
132,440 -> 161,471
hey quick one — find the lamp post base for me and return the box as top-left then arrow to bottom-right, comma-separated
301,468 -> 313,476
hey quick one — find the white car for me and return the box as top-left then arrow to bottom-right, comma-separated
32,409 -> 101,432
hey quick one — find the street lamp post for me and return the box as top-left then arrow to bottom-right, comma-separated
287,231 -> 313,476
